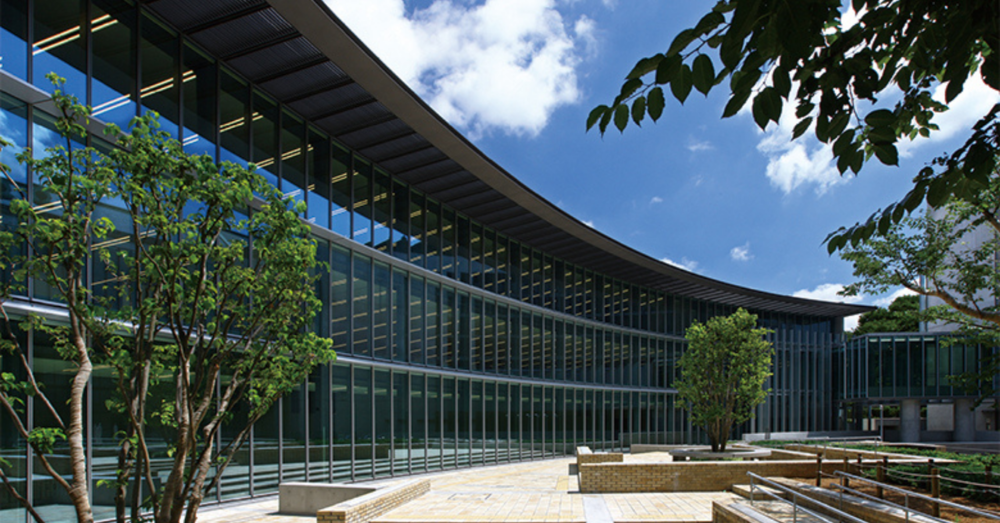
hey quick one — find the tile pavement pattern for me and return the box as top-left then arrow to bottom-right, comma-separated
195,456 -> 745,523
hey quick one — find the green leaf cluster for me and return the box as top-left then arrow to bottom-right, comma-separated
839,180 -> 1000,401
675,308 -> 773,452
0,74 -> 336,523
591,0 -> 998,246
850,294 -> 919,337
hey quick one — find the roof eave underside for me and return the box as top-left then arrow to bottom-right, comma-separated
146,0 -> 872,318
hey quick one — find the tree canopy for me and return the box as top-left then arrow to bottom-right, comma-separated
676,308 -> 773,452
589,0 -> 998,248
841,182 -> 999,400
851,294 -> 919,337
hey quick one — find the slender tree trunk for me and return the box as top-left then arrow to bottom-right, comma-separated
67,327 -> 94,523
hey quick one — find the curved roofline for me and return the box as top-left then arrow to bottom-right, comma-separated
265,0 -> 871,318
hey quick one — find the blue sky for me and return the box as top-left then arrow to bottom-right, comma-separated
325,0 -> 998,328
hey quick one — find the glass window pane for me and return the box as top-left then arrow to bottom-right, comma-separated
372,262 -> 390,360
330,145 -> 351,236
252,92 -> 279,188
392,371 -> 409,475
372,170 -> 391,251
182,44 -> 216,158
332,364 -> 351,482
308,366 -> 331,482
353,160 -> 372,245
307,129 -> 331,228
281,382 -> 306,482
354,367 -> 373,480
280,110 -> 306,212
425,200 -> 440,273
426,282 -> 440,367
91,0 -> 136,129
374,369 -> 391,477
353,254 -> 371,356
331,244 -> 350,354
426,376 -> 441,471
409,276 -> 424,365
409,191 -> 424,266
219,69 -> 249,166
140,14 -> 179,137
392,181 -> 409,261
392,268 -> 408,362
1,0 -> 29,81
410,374 -> 426,472
33,0 -> 86,99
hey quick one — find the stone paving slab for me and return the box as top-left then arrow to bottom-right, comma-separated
196,456 -> 744,523
603,492 -> 740,523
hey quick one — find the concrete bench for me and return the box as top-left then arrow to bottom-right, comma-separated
315,478 -> 430,523
279,483 -> 377,516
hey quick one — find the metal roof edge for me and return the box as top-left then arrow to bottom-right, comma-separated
265,0 -> 874,318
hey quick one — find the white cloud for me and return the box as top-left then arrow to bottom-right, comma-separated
730,242 -> 753,262
792,283 -> 863,330
793,283 -> 865,331
793,283 -> 864,304
686,138 -> 713,152
755,105 -> 852,196
661,256 -> 700,273
792,283 -> 916,331
649,196 -> 663,204
325,0 -> 592,138
582,219 -> 595,228
872,287 -> 918,308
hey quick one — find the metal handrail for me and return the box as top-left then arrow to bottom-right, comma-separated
747,472 -> 867,523
833,470 -> 1000,521
827,482 -> 950,523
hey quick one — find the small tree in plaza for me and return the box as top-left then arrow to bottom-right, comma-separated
676,308 -> 773,452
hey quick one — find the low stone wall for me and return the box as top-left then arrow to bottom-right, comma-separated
760,448 -> 817,461
578,460 -> 850,493
630,444 -> 687,454
575,446 -> 624,465
316,479 -> 430,523
712,501 -> 781,523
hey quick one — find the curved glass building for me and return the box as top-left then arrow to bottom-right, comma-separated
0,0 -> 872,521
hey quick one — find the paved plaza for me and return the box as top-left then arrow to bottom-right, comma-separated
197,453 -> 742,523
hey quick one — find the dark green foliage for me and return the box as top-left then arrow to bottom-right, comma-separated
589,0 -> 998,249
851,295 -> 919,337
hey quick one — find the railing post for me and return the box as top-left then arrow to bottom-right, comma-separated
857,455 -> 863,477
931,467 -> 940,518
750,474 -> 755,507
816,455 -> 822,487
876,456 -> 886,499
842,457 -> 849,488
